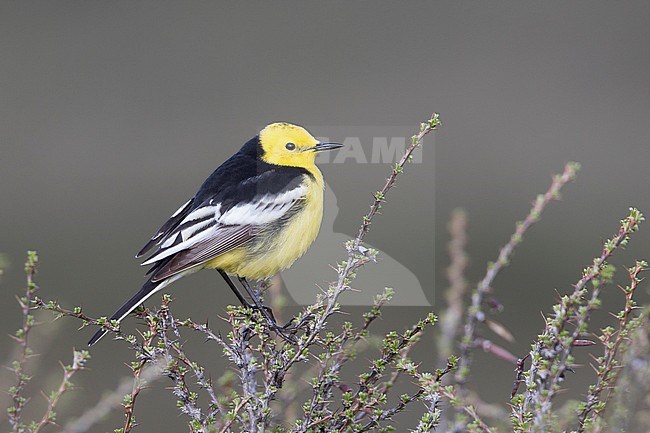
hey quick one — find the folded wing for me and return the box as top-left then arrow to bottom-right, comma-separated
138,175 -> 308,282
136,198 -> 194,258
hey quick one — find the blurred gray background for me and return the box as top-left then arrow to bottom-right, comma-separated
1,2 -> 649,432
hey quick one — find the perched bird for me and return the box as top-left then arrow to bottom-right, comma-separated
88,123 -> 342,345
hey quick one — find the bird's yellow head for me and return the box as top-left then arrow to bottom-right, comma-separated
258,122 -> 342,169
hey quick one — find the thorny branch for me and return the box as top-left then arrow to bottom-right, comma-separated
517,208 -> 644,432
576,260 -> 647,432
31,350 -> 89,433
5,252 -> 90,433
122,311 -> 159,433
438,209 -> 469,364
63,363 -> 163,433
456,162 -> 580,390
7,252 -> 39,433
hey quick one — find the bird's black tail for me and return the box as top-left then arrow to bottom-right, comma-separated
88,279 -> 160,346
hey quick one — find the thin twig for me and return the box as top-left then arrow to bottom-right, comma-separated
576,260 -> 647,432
519,208 -> 644,433
31,350 -> 89,433
300,288 -> 393,427
63,362 -> 164,433
456,162 -> 580,390
218,396 -> 252,433
440,386 -> 495,433
7,251 -> 39,433
606,311 -> 650,433
289,114 -> 441,432
122,311 -> 159,433
438,209 -> 469,364
158,298 -> 209,432
330,314 -> 438,432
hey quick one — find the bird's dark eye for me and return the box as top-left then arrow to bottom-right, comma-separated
285,142 -> 296,151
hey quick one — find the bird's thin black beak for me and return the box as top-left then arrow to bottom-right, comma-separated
312,142 -> 344,152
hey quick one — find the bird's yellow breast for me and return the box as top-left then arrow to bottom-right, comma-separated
205,170 -> 324,280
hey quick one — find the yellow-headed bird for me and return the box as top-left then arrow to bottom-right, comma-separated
88,123 -> 342,345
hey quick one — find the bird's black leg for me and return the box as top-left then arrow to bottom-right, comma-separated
218,270 -> 254,308
218,270 -> 295,341
237,276 -> 278,322
237,276 -> 296,342
219,269 -> 278,323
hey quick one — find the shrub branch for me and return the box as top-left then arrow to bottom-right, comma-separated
514,208 -> 644,432
456,162 -> 581,392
